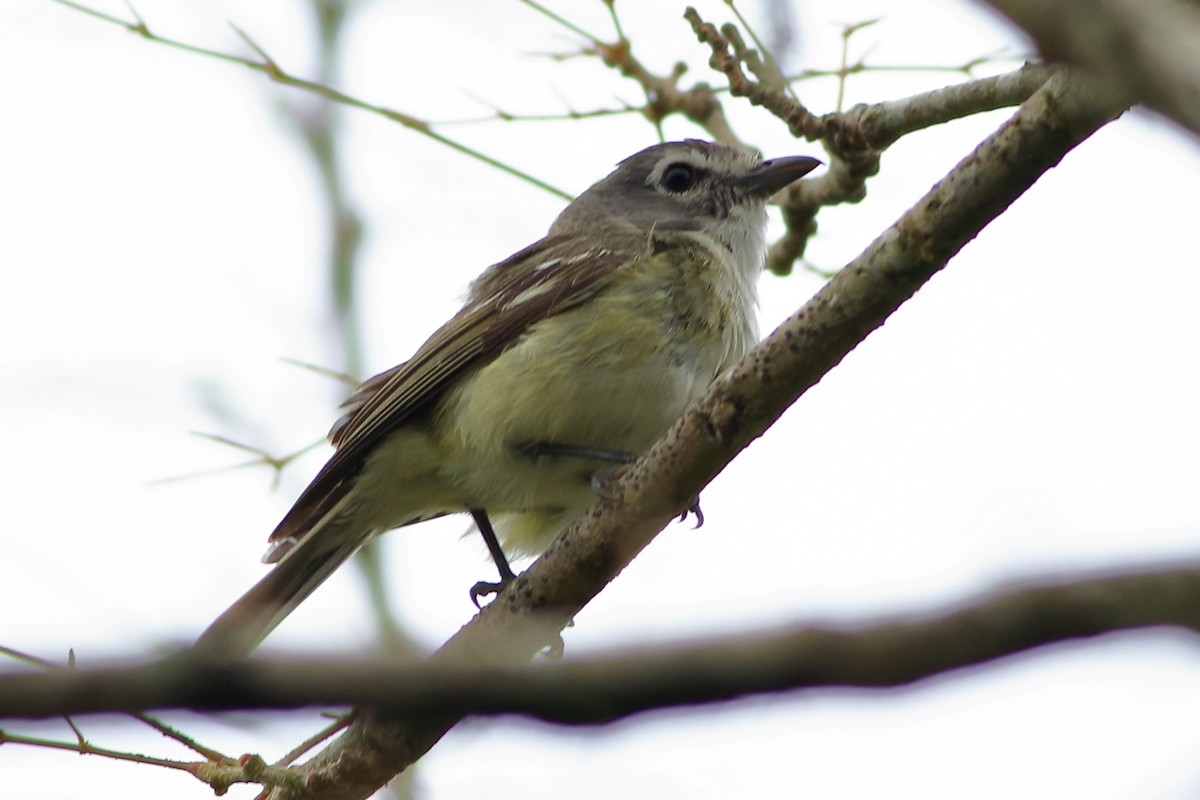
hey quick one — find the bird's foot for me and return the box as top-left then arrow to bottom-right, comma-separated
518,441 -> 637,465
470,577 -> 513,609
469,508 -> 517,609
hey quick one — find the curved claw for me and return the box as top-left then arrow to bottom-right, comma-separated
678,496 -> 704,529
470,579 -> 510,609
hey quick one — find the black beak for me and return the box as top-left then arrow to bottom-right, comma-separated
737,155 -> 822,198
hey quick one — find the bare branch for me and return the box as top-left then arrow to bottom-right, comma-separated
684,8 -> 1062,274
834,62 -> 1059,150
686,7 -> 823,140
593,38 -> 738,142
765,63 -> 1060,273
46,0 -> 572,199
0,727 -> 210,773
274,713 -> 355,768
0,646 -> 235,765
3,561 -> 1199,726
516,0 -> 606,45
146,433 -> 323,489
977,0 -> 1200,138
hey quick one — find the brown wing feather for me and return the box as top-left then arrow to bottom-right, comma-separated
267,232 -> 640,546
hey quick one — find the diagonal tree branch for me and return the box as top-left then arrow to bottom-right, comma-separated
254,69 -> 1127,799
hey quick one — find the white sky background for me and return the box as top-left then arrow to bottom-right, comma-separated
2,0 -> 1200,797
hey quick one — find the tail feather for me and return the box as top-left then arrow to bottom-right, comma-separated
193,525 -> 372,658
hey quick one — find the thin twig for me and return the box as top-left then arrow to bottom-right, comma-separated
274,712 -> 356,768
46,0 -> 571,200
0,645 -> 236,764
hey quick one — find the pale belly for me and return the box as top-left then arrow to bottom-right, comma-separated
357,254 -> 755,555
434,303 -> 725,553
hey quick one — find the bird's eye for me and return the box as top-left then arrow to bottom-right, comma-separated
660,163 -> 698,193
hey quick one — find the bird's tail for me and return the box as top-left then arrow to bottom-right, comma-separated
193,521 -> 373,659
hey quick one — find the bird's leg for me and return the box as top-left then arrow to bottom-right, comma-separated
517,442 -> 638,465
469,508 -> 516,608
521,441 -> 640,502
517,442 -> 705,528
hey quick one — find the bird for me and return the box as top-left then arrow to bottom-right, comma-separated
195,139 -> 820,657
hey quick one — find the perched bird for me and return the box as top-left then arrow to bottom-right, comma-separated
196,139 -> 819,656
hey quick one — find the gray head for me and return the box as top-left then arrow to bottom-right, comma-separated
550,140 -> 820,258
